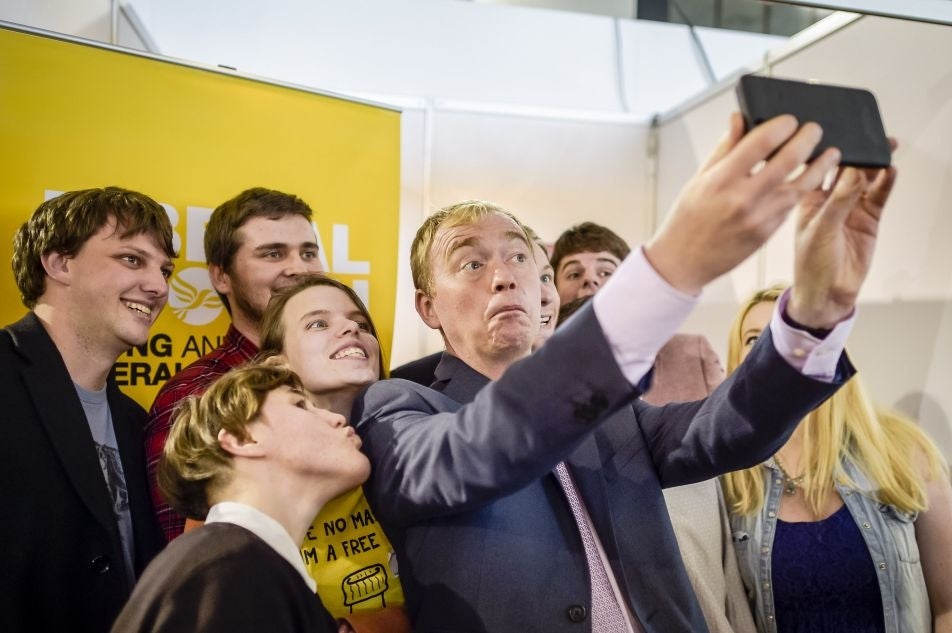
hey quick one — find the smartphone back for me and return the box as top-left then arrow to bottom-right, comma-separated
736,74 -> 891,168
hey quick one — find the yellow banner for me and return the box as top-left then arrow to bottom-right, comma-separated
0,26 -> 401,408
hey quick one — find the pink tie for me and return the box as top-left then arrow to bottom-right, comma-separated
555,462 -> 633,633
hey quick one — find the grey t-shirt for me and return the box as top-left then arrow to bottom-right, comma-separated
75,382 -> 135,584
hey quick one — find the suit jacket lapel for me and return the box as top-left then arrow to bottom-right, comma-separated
565,438 -> 610,522
564,436 -> 627,578
11,314 -> 116,535
431,353 -> 488,404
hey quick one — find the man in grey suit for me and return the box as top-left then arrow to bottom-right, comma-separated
353,115 -> 896,631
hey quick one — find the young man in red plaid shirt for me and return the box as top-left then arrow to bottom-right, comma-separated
144,187 -> 324,543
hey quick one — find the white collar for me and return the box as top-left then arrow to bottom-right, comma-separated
205,501 -> 315,592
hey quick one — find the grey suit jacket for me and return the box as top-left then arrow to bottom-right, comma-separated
0,313 -> 162,633
353,304 -> 851,633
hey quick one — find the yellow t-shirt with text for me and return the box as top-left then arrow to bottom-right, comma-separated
301,486 -> 404,617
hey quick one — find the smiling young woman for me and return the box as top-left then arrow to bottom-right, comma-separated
259,274 -> 409,632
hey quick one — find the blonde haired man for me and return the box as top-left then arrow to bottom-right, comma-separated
354,116 -> 896,631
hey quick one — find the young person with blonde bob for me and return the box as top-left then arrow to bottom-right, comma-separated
259,274 -> 410,632
723,285 -> 952,633
112,363 -> 367,633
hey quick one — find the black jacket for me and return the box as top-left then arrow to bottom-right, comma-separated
0,313 -> 162,633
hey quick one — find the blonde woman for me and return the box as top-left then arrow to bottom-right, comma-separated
723,285 -> 952,633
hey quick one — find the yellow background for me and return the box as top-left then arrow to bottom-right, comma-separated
0,27 -> 401,408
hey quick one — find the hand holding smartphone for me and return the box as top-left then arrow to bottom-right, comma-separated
736,74 -> 891,168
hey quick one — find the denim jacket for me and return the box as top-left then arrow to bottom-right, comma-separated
728,459 -> 931,633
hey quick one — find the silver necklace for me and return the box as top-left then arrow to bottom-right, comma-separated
774,454 -> 805,496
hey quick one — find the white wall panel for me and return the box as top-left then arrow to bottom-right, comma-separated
120,0 -> 783,118
125,0 -> 625,112
655,15 -> 952,460
1,0 -> 112,41
618,20 -> 784,119
429,109 -> 648,245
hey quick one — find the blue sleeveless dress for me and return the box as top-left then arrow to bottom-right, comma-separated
772,504 -> 886,633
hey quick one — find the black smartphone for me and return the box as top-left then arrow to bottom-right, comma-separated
735,74 -> 891,168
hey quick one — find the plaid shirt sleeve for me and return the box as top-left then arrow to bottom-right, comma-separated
145,379 -> 203,544
145,327 -> 258,544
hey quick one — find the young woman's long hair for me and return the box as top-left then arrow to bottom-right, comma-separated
721,285 -> 948,517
